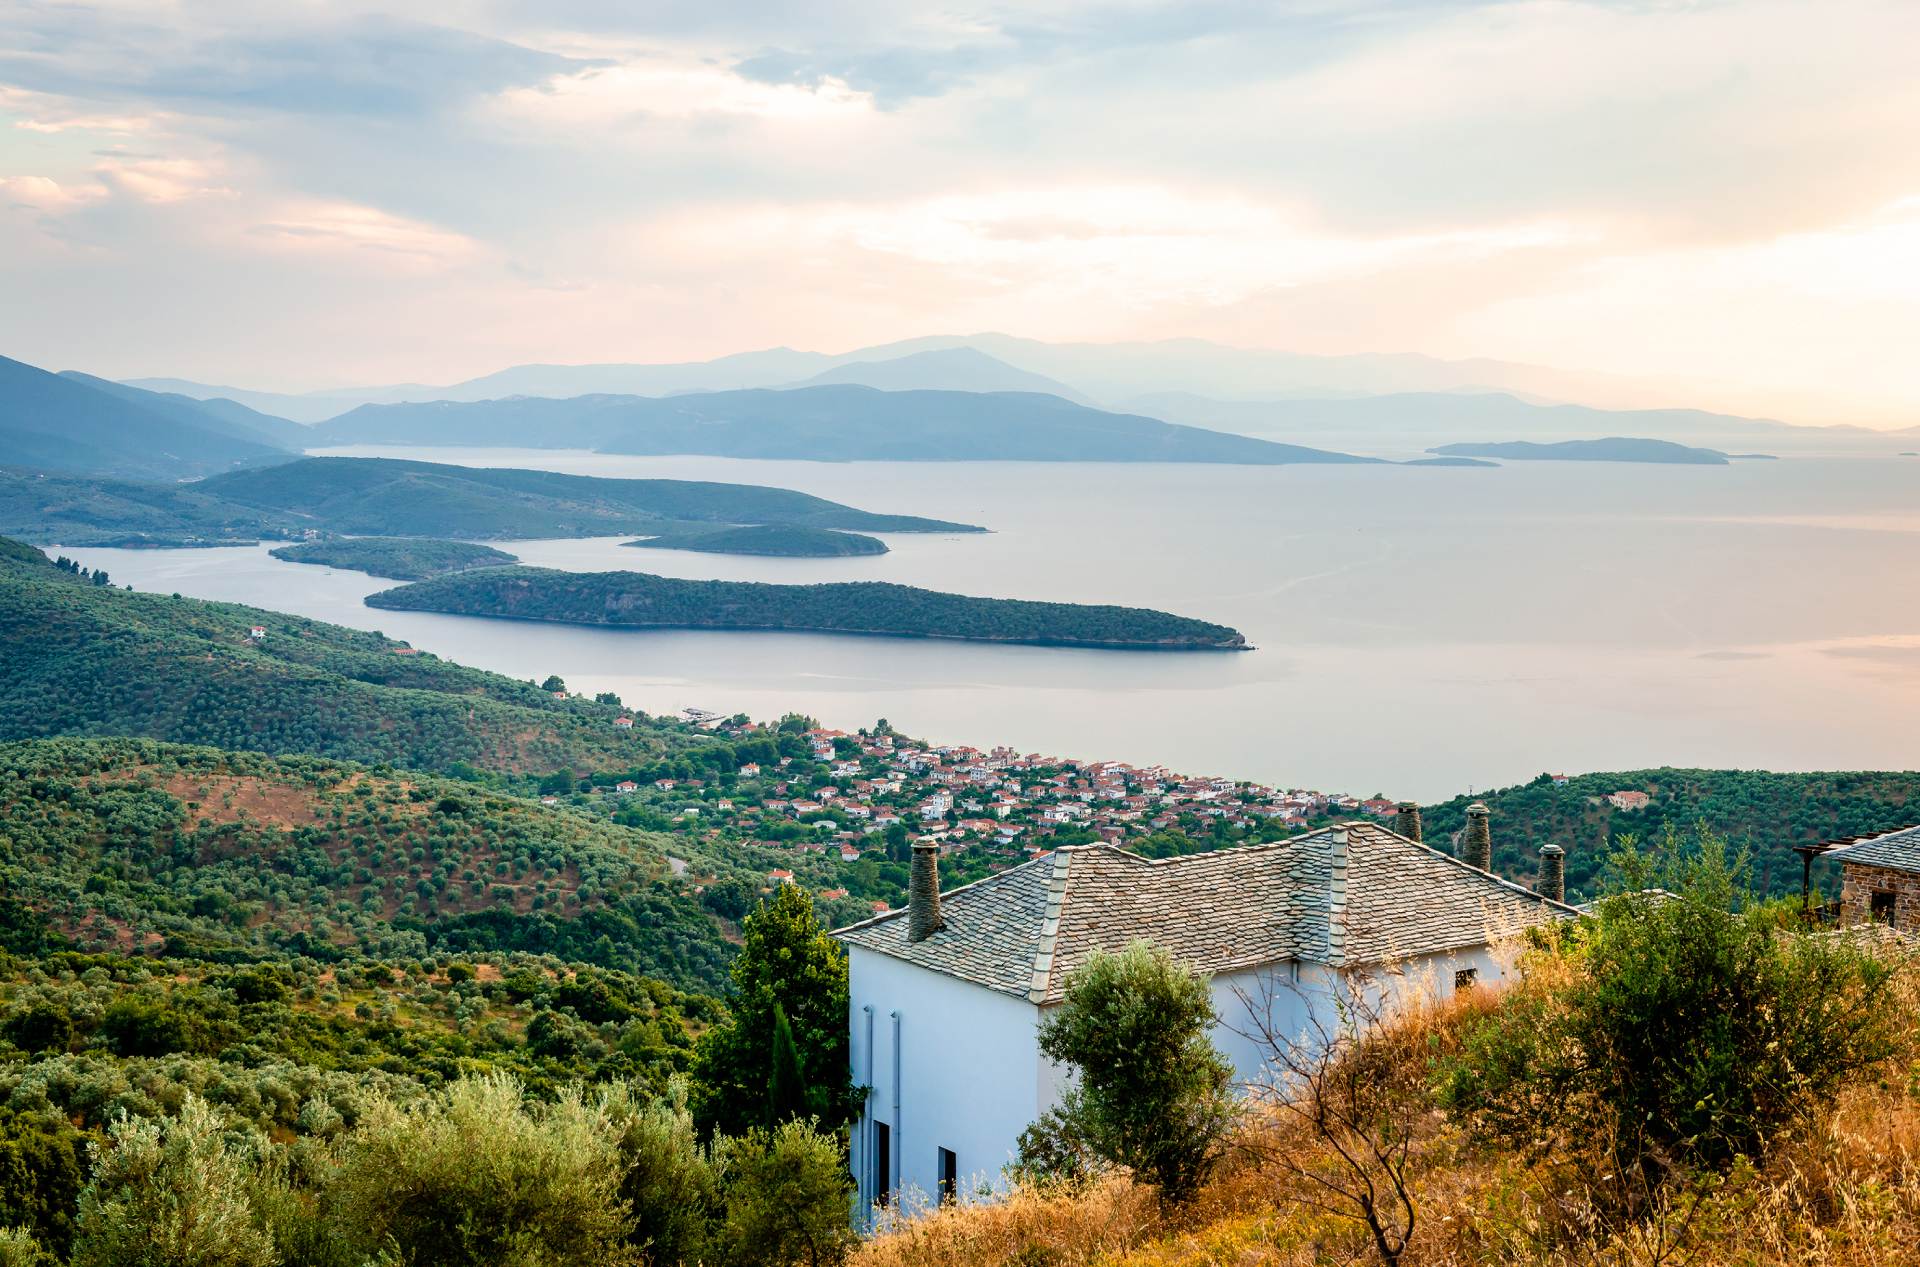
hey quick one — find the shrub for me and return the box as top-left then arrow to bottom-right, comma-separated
328,1072 -> 632,1267
715,1119 -> 856,1267
1441,829 -> 1903,1187
70,1095 -> 276,1267
1024,941 -> 1235,1204
601,1080 -> 718,1266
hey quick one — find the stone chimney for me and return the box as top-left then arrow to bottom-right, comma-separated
1394,801 -> 1423,843
908,840 -> 944,942
1538,843 -> 1566,904
1463,802 -> 1493,871
1326,826 -> 1349,965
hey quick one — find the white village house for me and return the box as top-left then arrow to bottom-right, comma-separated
832,807 -> 1574,1215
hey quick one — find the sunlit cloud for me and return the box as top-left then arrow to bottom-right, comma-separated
250,200 -> 480,267
491,59 -> 874,128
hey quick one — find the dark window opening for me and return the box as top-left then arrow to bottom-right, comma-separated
938,1147 -> 958,1204
873,1122 -> 892,1206
1454,967 -> 1479,991
1871,890 -> 1896,925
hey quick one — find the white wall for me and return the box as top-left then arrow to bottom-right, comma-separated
847,940 -> 1517,1220
847,947 -> 1045,1218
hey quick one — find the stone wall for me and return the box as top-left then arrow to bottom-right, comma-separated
1839,861 -> 1920,931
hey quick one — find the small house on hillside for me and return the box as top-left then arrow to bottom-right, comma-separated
1607,790 -> 1651,811
1824,826 -> 1920,931
833,820 -> 1574,1217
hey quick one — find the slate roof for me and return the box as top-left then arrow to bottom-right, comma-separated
834,821 -> 1576,1003
1826,825 -> 1920,875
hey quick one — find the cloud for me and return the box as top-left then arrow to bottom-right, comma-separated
250,200 -> 480,266
491,58 -> 874,128
0,173 -> 105,213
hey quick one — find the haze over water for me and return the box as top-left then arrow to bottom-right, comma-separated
63,447 -> 1920,801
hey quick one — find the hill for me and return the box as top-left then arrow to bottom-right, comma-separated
312,386 -> 1380,464
366,566 -> 1251,650
0,467 -> 299,547
624,523 -> 888,558
780,347 -> 1097,403
55,371 -> 310,449
0,354 -> 291,480
0,535 -> 701,776
1429,437 -> 1732,464
1421,767 -> 1920,903
269,537 -> 520,579
0,736 -> 733,989
199,457 -> 980,537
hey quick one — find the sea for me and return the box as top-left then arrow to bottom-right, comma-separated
53,446 -> 1920,801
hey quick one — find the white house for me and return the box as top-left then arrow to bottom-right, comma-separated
833,817 -> 1573,1217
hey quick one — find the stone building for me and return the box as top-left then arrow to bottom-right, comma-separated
1826,826 -> 1920,931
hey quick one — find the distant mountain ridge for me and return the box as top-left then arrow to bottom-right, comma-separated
0,354 -> 294,479
310,385 -> 1379,465
1429,438 -> 1733,465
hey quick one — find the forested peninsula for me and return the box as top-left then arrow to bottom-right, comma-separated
623,523 -> 888,557
366,567 -> 1251,650
269,537 -> 519,579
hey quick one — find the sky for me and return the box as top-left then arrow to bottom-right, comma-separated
1,0 -> 1917,425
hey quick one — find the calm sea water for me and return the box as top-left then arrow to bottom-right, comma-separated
54,447 -> 1920,801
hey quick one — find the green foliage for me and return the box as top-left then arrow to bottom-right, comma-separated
0,543 -> 701,776
714,1119 -> 856,1267
1026,941 -> 1236,1203
602,1080 -> 719,1266
0,1112 -> 85,1258
626,524 -> 888,558
269,538 -> 519,581
691,887 -> 859,1138
71,1095 -> 277,1267
1423,769 -> 1920,903
0,1227 -> 54,1267
330,1073 -> 633,1267
1440,828 -> 1904,1184
366,567 -> 1248,650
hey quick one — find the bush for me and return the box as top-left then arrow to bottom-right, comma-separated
715,1119 -> 855,1267
1023,941 -> 1235,1203
1441,828 -> 1903,1187
328,1072 -> 632,1267
71,1095 -> 276,1267
601,1080 -> 718,1266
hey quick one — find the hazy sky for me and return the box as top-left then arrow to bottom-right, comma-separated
2,1 -> 1916,424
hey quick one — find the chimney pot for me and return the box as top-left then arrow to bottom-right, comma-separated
1464,802 -> 1493,871
908,840 -> 944,942
1394,801 -> 1423,843
1538,843 -> 1566,904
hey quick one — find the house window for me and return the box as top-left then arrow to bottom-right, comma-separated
1871,890 -> 1896,925
1454,967 -> 1478,992
873,1122 -> 892,1206
938,1147 -> 958,1204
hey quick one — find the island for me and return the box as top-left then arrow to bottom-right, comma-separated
1427,438 -> 1730,465
624,523 -> 888,558
365,567 -> 1251,651
269,537 -> 520,580
1400,456 -> 1499,468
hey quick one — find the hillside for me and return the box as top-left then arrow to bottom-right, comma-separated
0,736 -> 733,989
1428,437 -> 1732,464
199,457 -> 979,537
366,566 -> 1251,649
624,523 -> 888,557
55,371 -> 310,449
1421,767 -> 1920,902
0,354 -> 291,480
312,385 -> 1380,464
0,535 -> 702,776
269,537 -> 520,579
0,467 -> 301,547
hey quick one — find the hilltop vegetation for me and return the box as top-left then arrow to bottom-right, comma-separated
1422,767 -> 1920,903
201,457 -> 979,538
367,567 -> 1252,650
270,537 -> 519,580
0,534 -> 701,775
625,523 -> 888,558
0,737 -> 733,990
0,457 -> 977,548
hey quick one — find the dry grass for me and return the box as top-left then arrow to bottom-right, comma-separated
856,964 -> 1920,1267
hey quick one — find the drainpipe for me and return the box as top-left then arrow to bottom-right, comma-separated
890,1010 -> 902,1200
862,1004 -> 874,1224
